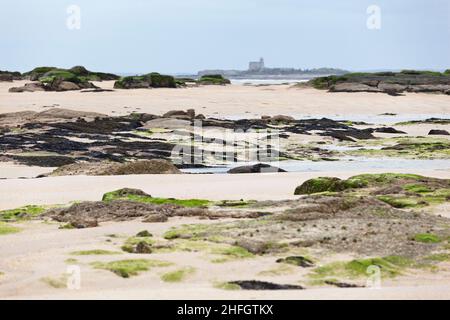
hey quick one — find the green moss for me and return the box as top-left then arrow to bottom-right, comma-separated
65,258 -> 78,264
210,246 -> 254,263
403,184 -> 432,193
0,222 -> 21,235
70,249 -> 122,256
161,267 -> 196,282
414,233 -> 442,243
351,173 -> 424,185
102,190 -> 210,208
41,275 -> 68,289
0,205 -> 47,222
91,259 -> 171,278
310,256 -> 413,280
424,253 -> 450,262
213,282 -> 241,291
163,224 -> 210,240
377,195 -> 427,208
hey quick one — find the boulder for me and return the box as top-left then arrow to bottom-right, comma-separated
228,163 -> 286,174
9,82 -> 47,93
142,214 -> 169,223
134,241 -> 152,254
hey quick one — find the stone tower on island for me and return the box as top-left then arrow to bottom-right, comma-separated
248,57 -> 265,71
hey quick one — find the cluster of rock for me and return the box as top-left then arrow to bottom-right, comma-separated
0,70 -> 22,82
310,70 -> 450,95
113,73 -> 177,89
112,73 -> 231,89
8,66 -> 119,92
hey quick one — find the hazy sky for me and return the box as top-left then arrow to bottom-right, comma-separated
1,0 -> 449,74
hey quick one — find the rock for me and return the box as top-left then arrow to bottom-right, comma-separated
374,127 -> 407,134
269,115 -> 295,123
9,82 -> 47,93
55,81 -> 81,91
136,230 -> 153,237
330,83 -> 382,93
114,73 -> 176,89
228,280 -> 304,290
228,163 -> 286,174
142,214 -> 169,223
377,82 -> 408,94
110,188 -> 151,198
186,109 -> 195,118
235,239 -> 270,254
49,159 -> 181,176
0,74 -> 13,82
324,280 -> 364,288
408,84 -> 450,93
134,241 -> 152,254
142,118 -> 192,130
66,218 -> 99,229
276,256 -> 315,268
428,129 -> 450,136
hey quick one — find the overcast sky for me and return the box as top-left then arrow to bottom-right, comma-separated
1,0 -> 449,74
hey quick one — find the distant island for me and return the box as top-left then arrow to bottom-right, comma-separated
197,58 -> 348,80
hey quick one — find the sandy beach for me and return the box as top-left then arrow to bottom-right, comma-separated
1,81 -> 449,118
1,81 -> 450,300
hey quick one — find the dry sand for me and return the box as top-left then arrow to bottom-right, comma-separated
1,81 -> 449,118
1,218 -> 449,300
1,169 -> 450,211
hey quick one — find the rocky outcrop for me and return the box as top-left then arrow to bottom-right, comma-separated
311,70 -> 450,95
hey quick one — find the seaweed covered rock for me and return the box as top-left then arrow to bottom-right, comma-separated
23,66 -> 119,82
198,74 -> 231,85
309,70 -> 450,95
10,67 -> 99,92
294,177 -> 367,195
114,73 -> 176,89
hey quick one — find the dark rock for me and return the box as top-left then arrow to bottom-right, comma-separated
136,230 -> 153,237
228,163 -> 286,174
134,241 -> 152,254
228,280 -> 304,290
428,129 -> 450,136
374,127 -> 407,134
324,280 -> 364,288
